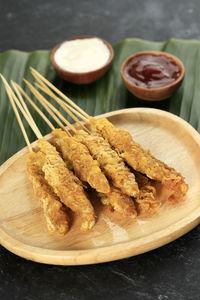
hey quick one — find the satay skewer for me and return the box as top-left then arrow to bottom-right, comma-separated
0,74 -> 70,236
26,74 -> 140,197
2,76 -> 96,232
90,117 -> 188,201
16,81 -> 110,194
24,80 -> 141,197
16,81 -> 137,218
30,69 -> 188,201
24,73 -> 162,215
21,77 -> 138,201
24,77 -> 139,198
75,130 -> 139,197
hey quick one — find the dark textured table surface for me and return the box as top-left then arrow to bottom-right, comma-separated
1,1 -> 200,299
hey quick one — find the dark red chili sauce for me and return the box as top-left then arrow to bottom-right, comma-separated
125,54 -> 181,88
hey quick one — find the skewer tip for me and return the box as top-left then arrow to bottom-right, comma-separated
10,80 -> 16,87
0,73 -> 6,81
23,78 -> 31,87
0,74 -> 11,90
30,67 -> 38,75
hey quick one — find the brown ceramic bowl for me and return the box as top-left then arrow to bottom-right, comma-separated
121,51 -> 185,101
51,35 -> 114,84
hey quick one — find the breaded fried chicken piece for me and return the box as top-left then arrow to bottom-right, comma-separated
75,130 -> 139,197
26,151 -> 69,236
51,129 -> 110,194
99,185 -> 137,218
91,118 -> 188,200
134,172 -> 161,216
37,139 -> 95,231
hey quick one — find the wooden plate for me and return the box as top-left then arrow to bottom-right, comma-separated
0,107 -> 200,265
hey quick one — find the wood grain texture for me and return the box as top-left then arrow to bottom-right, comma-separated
0,108 -> 200,265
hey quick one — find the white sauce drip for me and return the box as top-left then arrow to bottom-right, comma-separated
54,38 -> 110,73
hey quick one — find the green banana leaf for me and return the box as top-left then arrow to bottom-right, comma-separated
0,38 -> 200,165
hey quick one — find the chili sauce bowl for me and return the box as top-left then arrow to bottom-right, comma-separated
51,35 -> 114,84
121,51 -> 185,101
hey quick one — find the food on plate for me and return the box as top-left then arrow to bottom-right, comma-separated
37,139 -> 96,232
26,151 -> 70,235
90,117 -> 188,200
134,171 -> 161,216
99,185 -> 137,218
75,129 -> 139,197
51,129 -> 139,217
51,128 -> 110,193
1,69 -> 189,238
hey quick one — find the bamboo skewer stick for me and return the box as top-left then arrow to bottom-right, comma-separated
35,80 -> 90,130
1,76 -> 71,236
35,80 -> 88,123
30,68 -> 93,127
23,79 -> 69,133
31,83 -> 92,136
34,79 -> 87,123
35,82 -> 90,133
30,67 -> 90,120
24,83 -> 66,133
14,96 -> 42,139
12,82 -> 56,132
0,74 -> 32,152
23,80 -> 71,136
24,79 -> 76,135
60,100 -> 88,122
0,75 -> 42,139
14,82 -> 84,139
30,83 -> 90,136
15,82 -> 71,136
36,81 -> 88,123
11,81 -> 36,128
11,90 -> 42,139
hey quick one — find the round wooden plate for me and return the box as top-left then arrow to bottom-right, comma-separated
0,108 -> 200,265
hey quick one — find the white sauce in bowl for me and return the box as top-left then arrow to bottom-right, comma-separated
54,38 -> 110,73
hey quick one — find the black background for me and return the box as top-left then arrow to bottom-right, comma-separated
1,1 -> 200,299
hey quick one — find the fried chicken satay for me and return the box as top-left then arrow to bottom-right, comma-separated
26,151 -> 69,236
52,131 -> 136,218
51,129 -> 110,194
37,139 -> 95,231
90,118 -> 188,200
75,130 -> 139,197
99,185 -> 137,218
134,172 -> 161,216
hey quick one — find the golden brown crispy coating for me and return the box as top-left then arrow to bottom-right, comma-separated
26,151 -> 69,236
51,129 -> 110,194
91,118 -> 188,200
99,185 -> 137,218
134,172 -> 161,216
75,130 -> 139,197
37,139 -> 95,231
